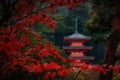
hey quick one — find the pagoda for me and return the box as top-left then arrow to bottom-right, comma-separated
63,18 -> 94,66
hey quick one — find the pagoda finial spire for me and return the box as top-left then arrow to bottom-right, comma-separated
75,17 -> 78,33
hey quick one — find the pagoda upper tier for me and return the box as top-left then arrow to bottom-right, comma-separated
64,31 -> 91,42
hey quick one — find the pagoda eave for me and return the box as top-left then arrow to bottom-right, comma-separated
64,38 -> 91,42
63,46 -> 93,52
63,49 -> 90,52
69,56 -> 95,61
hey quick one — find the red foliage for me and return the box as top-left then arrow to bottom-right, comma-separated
44,72 -> 56,80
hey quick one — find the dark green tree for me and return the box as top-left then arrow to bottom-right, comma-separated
51,13 -> 74,47
84,0 -> 120,80
84,0 -> 113,44
83,0 -> 113,64
65,2 -> 90,33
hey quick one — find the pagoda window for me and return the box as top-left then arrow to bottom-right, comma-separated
70,52 -> 85,57
70,42 -> 84,46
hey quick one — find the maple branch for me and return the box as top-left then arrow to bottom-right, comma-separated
8,0 -> 50,36
14,2 -> 51,25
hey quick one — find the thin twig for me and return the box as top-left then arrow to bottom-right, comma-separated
73,70 -> 81,80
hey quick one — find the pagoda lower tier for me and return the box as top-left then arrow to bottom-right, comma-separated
63,46 -> 94,63
69,56 -> 94,67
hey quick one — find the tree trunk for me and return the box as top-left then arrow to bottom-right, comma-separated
99,30 -> 120,80
99,0 -> 120,80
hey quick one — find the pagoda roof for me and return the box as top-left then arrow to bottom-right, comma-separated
64,18 -> 91,41
64,32 -> 91,41
63,46 -> 93,52
69,56 -> 94,60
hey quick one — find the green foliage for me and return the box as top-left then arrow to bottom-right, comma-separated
34,23 -> 55,44
83,0 -> 114,44
65,3 -> 90,33
51,13 -> 74,46
52,13 -> 74,35
84,17 -> 110,44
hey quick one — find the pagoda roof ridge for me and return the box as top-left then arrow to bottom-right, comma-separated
64,31 -> 91,39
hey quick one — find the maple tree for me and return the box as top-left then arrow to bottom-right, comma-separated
0,0 -> 87,80
0,0 -> 120,80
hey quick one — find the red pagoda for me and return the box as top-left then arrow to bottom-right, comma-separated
63,18 -> 94,65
